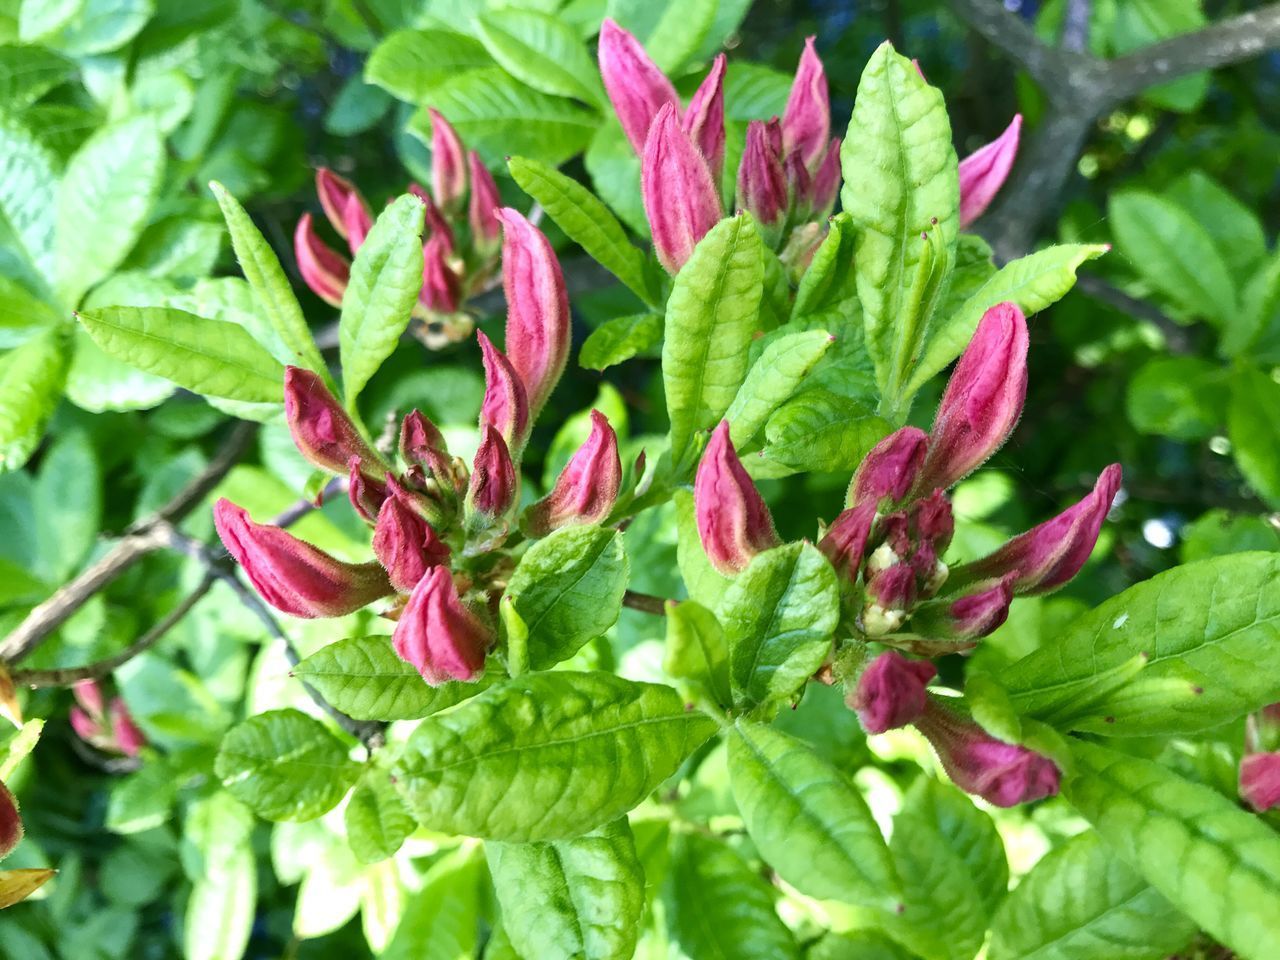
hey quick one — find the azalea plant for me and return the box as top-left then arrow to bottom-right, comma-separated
2,2 -> 1280,960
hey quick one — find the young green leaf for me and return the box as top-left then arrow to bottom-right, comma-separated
504,526 -> 629,671
476,10 -> 604,105
0,327 -> 68,471
579,313 -> 664,371
644,0 -> 718,74
76,305 -> 286,403
381,846 -> 484,960
719,542 -> 839,709
487,818 -> 644,960
791,214 -> 858,320
664,599 -> 732,710
338,193 -> 426,406
662,214 -> 765,472
392,672 -> 719,842
729,720 -> 899,908
1000,552 -> 1280,735
1067,739 -> 1280,960
214,709 -> 360,822
184,793 -> 256,960
1126,355 -> 1228,441
1228,366 -> 1280,506
808,930 -> 912,960
760,389 -> 889,475
987,830 -> 1196,960
364,29 -> 494,103
0,115 -> 56,293
0,46 -> 74,110
345,768 -> 415,864
1167,170 -> 1267,281
725,330 -> 834,448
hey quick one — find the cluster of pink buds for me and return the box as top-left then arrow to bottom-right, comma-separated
69,680 -> 146,757
694,301 -> 1122,805
294,111 -> 502,345
1240,704 -> 1280,812
217,210 -> 627,685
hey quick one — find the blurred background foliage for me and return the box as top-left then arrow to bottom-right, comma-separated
1,0 -> 1278,957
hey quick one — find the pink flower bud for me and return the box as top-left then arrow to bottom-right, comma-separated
214,499 -> 393,618
283,366 -> 380,476
810,137 -> 842,214
468,151 -> 502,253
347,456 -> 389,523
785,150 -> 813,215
694,421 -> 779,575
316,168 -> 363,239
409,183 -> 457,255
850,651 -> 937,734
400,410 -> 448,465
848,427 -> 929,508
294,214 -> 350,307
682,54 -> 727,183
737,119 -> 788,228
429,109 -> 468,213
524,410 -> 621,536
959,115 -> 1022,229
478,331 -> 530,452
598,18 -> 679,155
392,567 -> 492,685
920,573 -> 1016,642
782,36 -> 830,167
863,564 -> 916,637
915,699 -> 1061,807
644,103 -> 723,274
954,464 -> 1122,596
342,190 -> 373,255
818,502 -> 876,583
466,425 -> 518,519
497,207 -> 570,417
0,781 -> 21,860
72,679 -> 105,718
373,481 -> 451,593
420,234 -> 461,314
917,302 -> 1028,493
912,488 -> 954,552
109,698 -> 146,757
69,705 -> 100,743
1240,752 -> 1280,812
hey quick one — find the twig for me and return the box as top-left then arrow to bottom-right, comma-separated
622,591 -> 669,616
1061,0 -> 1091,53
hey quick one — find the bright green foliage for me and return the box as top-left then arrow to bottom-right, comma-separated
183,792 -> 256,960
0,328 -> 68,470
345,769 -> 415,864
579,313 -> 664,370
664,599 -> 732,711
475,11 -> 603,105
725,329 -> 833,448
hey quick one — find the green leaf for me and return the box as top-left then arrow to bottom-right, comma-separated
487,818 -> 644,960
841,42 -> 957,404
664,599 -> 732,710
674,488 -> 732,610
34,428 -> 99,582
1228,367 -> 1280,507
509,156 -> 656,306
1066,739 -> 1280,960
106,759 -> 178,835
0,115 -> 57,292
987,830 -> 1196,960
54,116 -> 164,307
1000,552 -> 1280,735
643,0 -> 717,74
662,214 -> 765,471
505,525 -> 629,671
791,213 -> 857,321
909,243 -> 1107,394
1110,190 -> 1235,324
808,931 -> 912,960
1125,356 -> 1227,441
725,330 -> 833,448
44,0 -> 152,57
579,313 -> 664,371
392,672 -> 718,842
880,778 -> 1008,960
338,193 -> 426,406
184,793 -> 256,960
0,328 -> 68,471
476,10 -> 603,105
1167,170 -> 1266,282
719,542 -> 839,709
760,389 -> 889,475
410,69 -> 596,167
365,28 -> 493,103
729,720 -> 898,907
214,709 -> 361,822
292,635 -> 489,722
664,830 -> 800,960
345,769 -> 415,864
76,305 -> 285,403
0,45 -> 74,110
209,181 -> 330,379
381,846 -> 484,960
1112,0 -> 1208,112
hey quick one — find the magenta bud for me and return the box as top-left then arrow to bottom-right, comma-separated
214,499 -> 393,618
316,168 -> 363,240
429,109 -> 468,213
850,651 -> 937,734
410,183 -> 457,255
420,234 -> 461,314
784,150 -> 813,216
70,706 -> 100,744
914,699 -> 1061,807
848,426 -> 929,508
284,366 -> 380,476
392,567 -> 492,685
294,213 -> 350,307
929,573 -> 1017,642
959,114 -> 1022,229
524,410 -> 622,536
917,302 -> 1028,493
341,190 -> 373,255
347,456 -> 389,523
694,421 -> 779,575
73,678 -> 104,717
478,330 -> 531,453
0,781 -> 21,860
863,564 -> 916,637
598,18 -> 679,155
737,119 -> 788,228
109,698 -> 146,757
467,151 -> 502,253
466,425 -> 519,519
782,36 -> 830,167
497,207 -> 570,418
810,137 -> 842,215
955,464 -> 1122,596
818,502 -> 877,583
643,103 -> 723,274
373,481 -> 451,593
1240,752 -> 1280,812
682,54 -> 727,183
912,488 -> 954,552
400,410 -> 448,464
